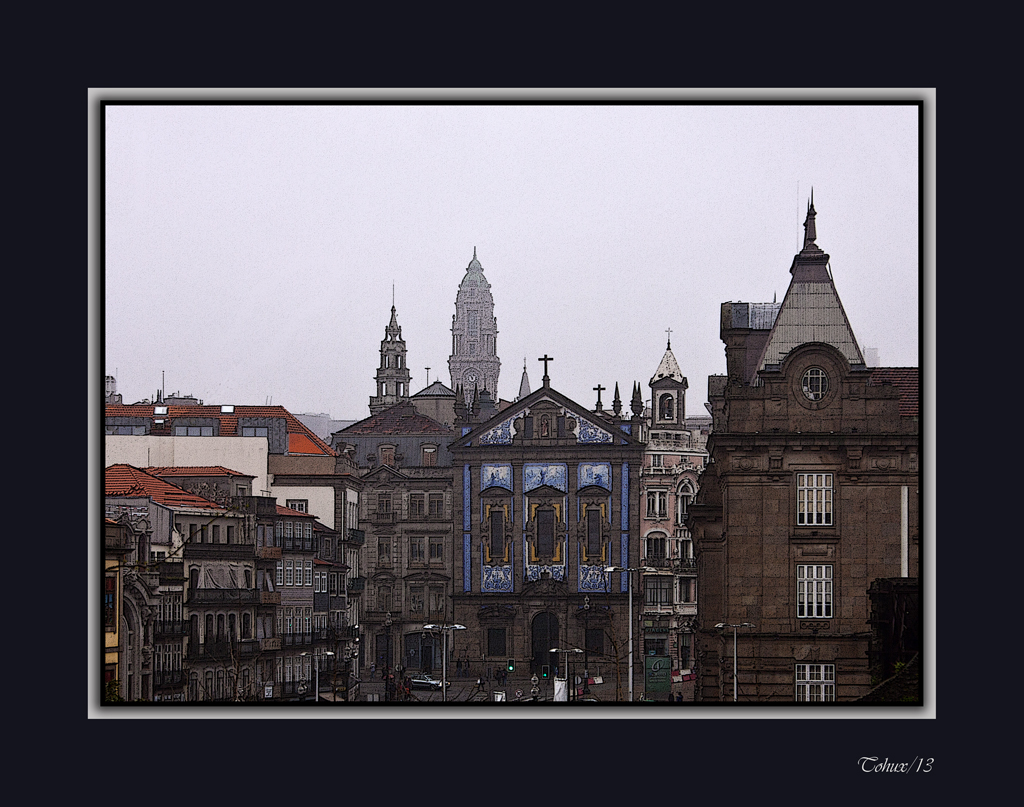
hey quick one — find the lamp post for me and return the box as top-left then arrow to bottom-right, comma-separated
715,622 -> 754,701
384,611 -> 393,702
342,644 -> 358,701
299,650 -> 334,702
604,565 -> 655,702
423,623 -> 465,702
549,646 -> 583,701
582,596 -> 591,695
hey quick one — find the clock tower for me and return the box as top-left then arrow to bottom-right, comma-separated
449,248 -> 500,406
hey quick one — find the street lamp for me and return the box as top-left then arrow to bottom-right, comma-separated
299,651 -> 334,702
384,612 -> 393,702
582,596 -> 591,695
604,565 -> 656,702
423,623 -> 465,702
715,622 -> 754,702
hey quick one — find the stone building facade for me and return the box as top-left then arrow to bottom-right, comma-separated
689,200 -> 920,702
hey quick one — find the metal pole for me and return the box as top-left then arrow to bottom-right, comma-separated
442,629 -> 448,704
628,570 -> 634,702
733,626 -> 738,702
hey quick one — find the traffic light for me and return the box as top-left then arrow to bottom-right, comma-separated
541,664 -> 550,679
507,658 -> 515,673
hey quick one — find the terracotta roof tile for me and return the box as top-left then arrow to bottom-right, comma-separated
145,466 -> 252,478
869,368 -> 920,417
105,404 -> 335,456
276,504 -> 315,518
342,401 -> 453,436
105,464 -> 227,510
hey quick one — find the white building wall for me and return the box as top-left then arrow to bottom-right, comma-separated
270,485 -> 335,529
105,436 -> 271,494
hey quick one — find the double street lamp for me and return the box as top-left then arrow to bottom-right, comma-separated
299,650 -> 334,702
549,646 -> 583,701
604,565 -> 655,702
715,622 -> 755,701
423,623 -> 465,703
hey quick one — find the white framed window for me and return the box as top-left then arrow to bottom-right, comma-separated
797,565 -> 833,618
676,481 -> 694,525
287,499 -> 308,513
276,561 -> 283,587
652,454 -> 663,468
797,473 -> 833,526
795,663 -> 835,701
646,490 -> 667,518
285,561 -> 293,586
304,561 -> 312,586
801,368 -> 829,401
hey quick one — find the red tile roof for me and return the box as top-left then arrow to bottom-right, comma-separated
869,368 -> 920,417
342,401 -> 453,436
104,404 -> 336,456
145,466 -> 253,478
105,464 -> 227,510
276,504 -> 315,518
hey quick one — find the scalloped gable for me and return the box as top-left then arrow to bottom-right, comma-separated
455,387 -> 644,448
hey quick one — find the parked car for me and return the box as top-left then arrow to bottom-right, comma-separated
410,673 -> 449,690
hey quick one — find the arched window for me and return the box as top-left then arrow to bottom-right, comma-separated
676,480 -> 695,525
659,393 -> 674,421
645,532 -> 667,561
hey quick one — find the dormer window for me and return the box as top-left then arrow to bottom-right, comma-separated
154,406 -> 168,415
380,446 -> 396,467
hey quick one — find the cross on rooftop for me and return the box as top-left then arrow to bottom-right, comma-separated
594,383 -> 606,410
538,354 -> 553,385
666,327 -> 673,348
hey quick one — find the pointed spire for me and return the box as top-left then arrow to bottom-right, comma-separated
517,359 -> 531,400
803,190 -> 818,248
631,382 -> 644,417
612,382 -> 622,417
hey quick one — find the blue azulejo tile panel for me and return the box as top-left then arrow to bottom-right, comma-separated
482,565 -> 513,592
480,417 -> 514,445
619,423 -> 631,434
464,533 -> 472,592
579,564 -> 611,591
481,463 -> 512,490
524,463 -> 567,492
463,465 -> 471,531
621,463 -> 629,530
525,563 -> 565,582
577,417 -> 613,443
578,462 -> 612,490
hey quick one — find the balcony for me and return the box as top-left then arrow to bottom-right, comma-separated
347,576 -> 366,594
188,588 -> 260,606
154,620 -> 190,638
184,542 -> 256,560
345,528 -> 366,546
257,546 -> 282,560
153,670 -> 184,688
283,632 -> 313,647
673,558 -> 697,574
373,512 -> 396,525
260,637 -> 282,652
260,591 -> 281,605
642,557 -> 672,569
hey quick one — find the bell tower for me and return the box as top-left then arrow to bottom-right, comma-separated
449,248 -> 500,405
370,304 -> 412,414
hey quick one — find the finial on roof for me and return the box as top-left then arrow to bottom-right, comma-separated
612,382 -> 622,416
803,191 -> 818,248
666,326 -> 673,350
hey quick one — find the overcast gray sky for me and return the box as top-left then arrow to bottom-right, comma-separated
102,97 -> 923,421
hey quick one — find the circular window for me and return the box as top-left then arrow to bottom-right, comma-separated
801,368 -> 829,401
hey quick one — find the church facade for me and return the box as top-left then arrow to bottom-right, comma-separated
450,368 -> 645,700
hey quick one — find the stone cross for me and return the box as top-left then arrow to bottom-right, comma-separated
594,383 -> 605,410
538,354 -> 553,385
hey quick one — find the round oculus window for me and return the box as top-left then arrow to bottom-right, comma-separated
801,368 -> 829,401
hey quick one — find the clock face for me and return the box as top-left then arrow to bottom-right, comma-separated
466,371 -> 477,384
